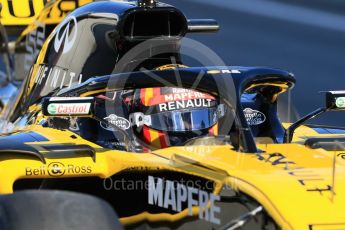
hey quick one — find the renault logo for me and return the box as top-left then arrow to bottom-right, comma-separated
54,16 -> 78,54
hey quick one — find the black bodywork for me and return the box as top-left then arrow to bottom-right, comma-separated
10,1 -> 188,121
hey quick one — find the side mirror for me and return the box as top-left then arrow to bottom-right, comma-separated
42,97 -> 95,117
325,91 -> 345,110
284,90 -> 345,143
187,19 -> 220,33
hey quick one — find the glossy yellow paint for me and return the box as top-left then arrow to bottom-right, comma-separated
0,0 -> 93,26
0,0 -> 45,26
245,82 -> 291,102
1,124 -> 345,229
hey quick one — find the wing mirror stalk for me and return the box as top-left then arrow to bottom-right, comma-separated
284,91 -> 345,143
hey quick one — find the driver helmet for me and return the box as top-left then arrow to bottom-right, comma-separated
124,87 -> 225,149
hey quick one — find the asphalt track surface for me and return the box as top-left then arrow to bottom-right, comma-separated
165,0 -> 345,126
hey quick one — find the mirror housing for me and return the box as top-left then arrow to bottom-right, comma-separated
42,97 -> 95,117
187,19 -> 219,33
325,91 -> 345,110
284,90 -> 345,143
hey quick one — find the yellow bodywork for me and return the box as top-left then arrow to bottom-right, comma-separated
1,1 -> 342,229
1,124 -> 345,229
0,0 -> 93,26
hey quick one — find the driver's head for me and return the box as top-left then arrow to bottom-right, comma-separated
125,87 -> 225,149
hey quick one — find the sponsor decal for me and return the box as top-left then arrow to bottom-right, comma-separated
47,104 -> 57,114
336,97 -> 345,108
147,88 -> 214,104
148,176 -> 221,225
256,152 -> 332,194
47,162 -> 65,177
243,108 -> 266,125
54,16 -> 78,54
164,89 -> 210,102
185,146 -> 213,156
100,114 -> 131,131
33,64 -> 83,90
159,99 -> 213,112
25,162 -> 92,177
0,0 -> 92,26
0,0 -> 43,25
337,153 -> 345,159
47,103 -> 91,115
207,69 -> 241,74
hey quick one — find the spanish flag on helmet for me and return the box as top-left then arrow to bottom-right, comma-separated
125,87 -> 224,150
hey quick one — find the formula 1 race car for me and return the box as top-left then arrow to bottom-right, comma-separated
1,1 -> 345,230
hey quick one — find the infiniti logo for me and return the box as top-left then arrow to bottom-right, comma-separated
54,16 -> 78,54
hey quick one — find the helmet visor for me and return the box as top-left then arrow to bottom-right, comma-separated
130,105 -> 225,132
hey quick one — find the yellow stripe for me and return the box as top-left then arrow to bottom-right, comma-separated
81,89 -> 107,97
214,123 -> 219,136
144,88 -> 153,106
0,0 -> 93,26
149,128 -> 161,148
